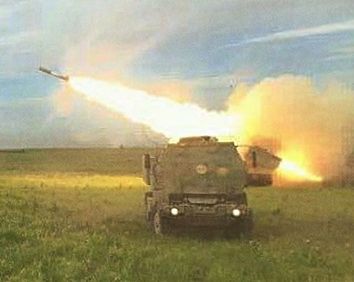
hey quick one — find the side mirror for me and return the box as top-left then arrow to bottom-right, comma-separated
142,154 -> 151,185
252,151 -> 257,168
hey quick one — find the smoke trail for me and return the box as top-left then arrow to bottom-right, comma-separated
69,76 -> 242,139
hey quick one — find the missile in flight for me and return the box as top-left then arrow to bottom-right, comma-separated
38,66 -> 69,81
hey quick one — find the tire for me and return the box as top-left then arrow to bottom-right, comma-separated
152,210 -> 169,235
225,211 -> 254,239
144,193 -> 155,228
224,224 -> 242,239
145,202 -> 152,223
240,210 -> 253,238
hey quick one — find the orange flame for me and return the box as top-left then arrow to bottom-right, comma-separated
278,159 -> 322,182
276,150 -> 323,182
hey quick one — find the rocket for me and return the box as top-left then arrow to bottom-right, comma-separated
38,66 -> 69,81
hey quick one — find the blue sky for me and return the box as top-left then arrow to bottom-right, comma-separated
1,0 -> 354,147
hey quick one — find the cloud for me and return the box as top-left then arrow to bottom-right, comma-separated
0,0 -> 41,76
39,1 -> 198,75
221,19 -> 354,49
324,53 -> 354,61
324,41 -> 354,61
338,45 -> 354,54
330,44 -> 354,57
0,30 -> 38,47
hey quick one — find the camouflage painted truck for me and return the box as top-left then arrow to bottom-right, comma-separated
142,136 -> 253,236
243,146 -> 282,186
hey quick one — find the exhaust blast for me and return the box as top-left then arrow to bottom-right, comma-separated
68,77 -> 242,139
227,75 -> 354,184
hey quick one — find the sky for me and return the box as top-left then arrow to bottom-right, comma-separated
1,0 -> 354,148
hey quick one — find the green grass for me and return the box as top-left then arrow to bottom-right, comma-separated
0,148 -> 155,175
0,149 -> 353,281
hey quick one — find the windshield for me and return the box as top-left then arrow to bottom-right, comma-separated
156,143 -> 246,193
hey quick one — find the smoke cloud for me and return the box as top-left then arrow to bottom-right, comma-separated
227,75 -> 354,179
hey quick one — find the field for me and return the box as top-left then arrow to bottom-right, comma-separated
0,149 -> 353,281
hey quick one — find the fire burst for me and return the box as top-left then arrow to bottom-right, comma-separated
69,77 -> 242,139
278,160 -> 323,182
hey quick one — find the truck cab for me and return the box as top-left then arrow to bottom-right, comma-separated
143,136 -> 253,236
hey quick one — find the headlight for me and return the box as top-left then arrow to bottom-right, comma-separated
171,207 -> 179,216
232,208 -> 241,217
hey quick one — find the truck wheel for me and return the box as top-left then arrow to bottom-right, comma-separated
224,225 -> 242,239
153,211 -> 169,235
144,192 -> 153,223
240,211 -> 254,238
145,203 -> 152,223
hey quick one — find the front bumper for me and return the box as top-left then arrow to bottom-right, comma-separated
161,203 -> 250,227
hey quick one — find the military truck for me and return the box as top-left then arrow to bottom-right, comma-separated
243,146 -> 281,186
142,136 -> 253,236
